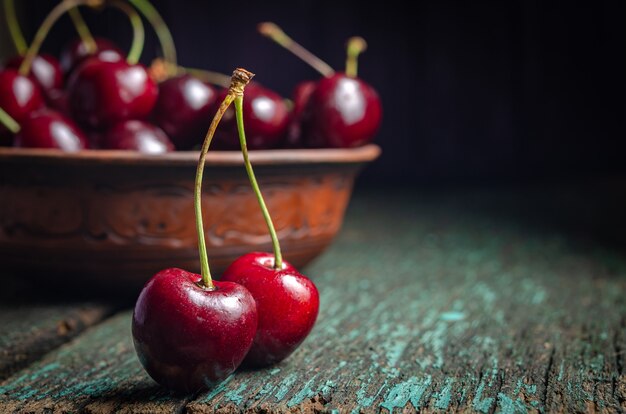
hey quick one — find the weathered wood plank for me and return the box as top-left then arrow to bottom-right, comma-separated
0,304 -> 113,381
184,190 -> 626,413
0,312 -> 189,414
0,187 -> 625,413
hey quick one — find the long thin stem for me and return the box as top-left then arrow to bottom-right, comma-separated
194,95 -> 235,288
110,0 -> 144,64
4,0 -> 27,55
0,107 -> 20,134
345,36 -> 367,78
128,0 -> 177,70
68,7 -> 97,53
234,96 -> 283,269
18,0 -> 77,76
19,0 -> 144,76
258,22 -> 334,78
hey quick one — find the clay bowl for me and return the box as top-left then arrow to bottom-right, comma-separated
0,145 -> 380,288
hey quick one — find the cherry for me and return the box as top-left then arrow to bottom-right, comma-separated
302,73 -> 382,148
259,26 -> 381,148
59,37 -> 123,75
67,59 -> 158,129
286,80 -> 317,147
153,74 -> 217,149
132,269 -> 257,393
5,54 -> 63,101
221,253 -> 319,367
14,109 -> 88,151
214,83 -> 289,150
222,73 -> 319,367
101,120 -> 174,153
132,69 -> 259,393
0,69 -> 44,135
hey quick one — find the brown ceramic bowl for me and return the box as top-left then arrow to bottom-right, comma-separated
0,145 -> 380,288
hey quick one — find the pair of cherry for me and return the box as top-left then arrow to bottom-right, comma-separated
132,69 -> 320,393
133,252 -> 319,392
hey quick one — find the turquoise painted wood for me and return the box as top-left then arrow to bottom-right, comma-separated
0,187 -> 625,413
0,305 -> 112,382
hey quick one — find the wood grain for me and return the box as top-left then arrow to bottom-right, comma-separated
0,304 -> 112,381
1,186 -> 625,413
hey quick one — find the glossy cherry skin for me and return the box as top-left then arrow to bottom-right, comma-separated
153,74 -> 217,149
132,268 -> 258,393
60,37 -> 123,75
214,84 -> 289,149
67,59 -> 158,129
286,80 -> 317,147
5,54 -> 63,100
0,69 -> 44,136
14,109 -> 88,151
101,120 -> 174,153
221,252 -> 319,367
302,73 -> 382,148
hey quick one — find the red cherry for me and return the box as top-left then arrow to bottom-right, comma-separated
214,83 -> 289,149
0,69 -> 44,136
101,120 -> 174,153
153,74 -> 217,149
132,268 -> 258,393
302,73 -> 382,148
60,37 -> 123,75
67,59 -> 158,129
5,54 -> 63,101
221,252 -> 319,367
14,109 -> 88,151
286,80 -> 317,147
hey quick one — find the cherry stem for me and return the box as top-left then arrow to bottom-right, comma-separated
128,0 -> 177,74
234,95 -> 284,270
195,97 -> 234,288
181,67 -> 231,88
345,36 -> 367,78
109,0 -> 144,65
18,0 -> 145,76
258,22 -> 334,78
0,107 -> 20,134
194,81 -> 236,288
4,0 -> 27,55
68,7 -> 97,54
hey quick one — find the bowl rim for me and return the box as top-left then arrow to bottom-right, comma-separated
0,144 -> 381,166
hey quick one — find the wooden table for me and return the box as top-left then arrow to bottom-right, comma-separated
1,183 -> 625,413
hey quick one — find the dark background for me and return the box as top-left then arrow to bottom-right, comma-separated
5,0 -> 626,186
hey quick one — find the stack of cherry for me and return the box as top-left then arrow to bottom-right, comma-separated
0,1 -> 382,153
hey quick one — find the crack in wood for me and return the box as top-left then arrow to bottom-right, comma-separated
542,346 -> 556,409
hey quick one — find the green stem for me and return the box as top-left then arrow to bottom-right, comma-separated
4,0 -> 27,55
128,0 -> 177,69
68,7 -> 97,53
345,36 -> 367,78
110,0 -> 144,64
18,0 -> 144,76
194,94 -> 236,288
258,22 -> 334,77
18,0 -> 77,76
235,96 -> 283,269
0,107 -> 20,134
